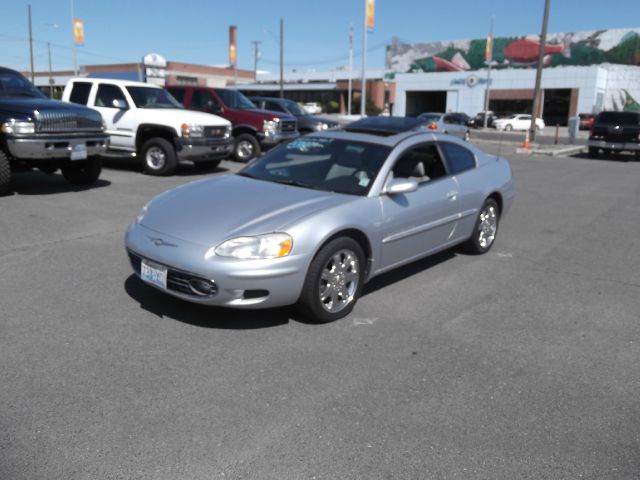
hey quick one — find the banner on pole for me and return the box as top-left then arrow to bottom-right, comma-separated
485,32 -> 493,63
229,25 -> 237,67
366,0 -> 375,32
73,18 -> 84,46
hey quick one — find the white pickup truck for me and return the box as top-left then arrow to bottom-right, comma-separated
62,78 -> 233,175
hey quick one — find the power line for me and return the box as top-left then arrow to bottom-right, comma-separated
259,39 -> 389,67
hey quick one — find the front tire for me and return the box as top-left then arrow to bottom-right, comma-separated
233,133 -> 261,162
504,124 -> 513,131
463,198 -> 500,255
0,150 -> 11,196
60,156 -> 102,186
141,137 -> 177,176
297,237 -> 365,323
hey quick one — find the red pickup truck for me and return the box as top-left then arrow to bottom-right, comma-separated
167,86 -> 298,161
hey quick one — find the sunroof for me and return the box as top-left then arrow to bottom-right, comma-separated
344,117 -> 422,135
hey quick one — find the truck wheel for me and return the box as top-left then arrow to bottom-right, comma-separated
0,150 -> 11,196
60,156 -> 102,186
233,134 -> 261,162
141,137 -> 177,176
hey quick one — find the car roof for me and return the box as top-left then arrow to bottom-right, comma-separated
343,116 -> 425,136
310,128 -> 441,147
0,66 -> 22,76
67,77 -> 161,88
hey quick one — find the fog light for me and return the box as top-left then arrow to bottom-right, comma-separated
189,278 -> 215,296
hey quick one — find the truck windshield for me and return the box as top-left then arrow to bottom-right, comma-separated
283,99 -> 308,116
214,89 -> 255,109
126,86 -> 182,109
0,71 -> 45,98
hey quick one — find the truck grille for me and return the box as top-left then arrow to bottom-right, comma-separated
35,109 -> 103,133
204,126 -> 229,138
279,120 -> 297,133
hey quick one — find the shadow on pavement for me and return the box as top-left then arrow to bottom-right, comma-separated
101,156 -> 231,176
7,171 -> 111,196
124,275 -> 291,329
571,152 -> 639,163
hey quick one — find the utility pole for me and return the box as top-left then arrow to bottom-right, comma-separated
529,0 -> 551,142
348,24 -> 354,115
279,18 -> 284,98
483,15 -> 495,128
70,0 -> 78,75
251,40 -> 262,77
47,42 -> 53,98
360,1 -> 368,117
28,5 -> 35,83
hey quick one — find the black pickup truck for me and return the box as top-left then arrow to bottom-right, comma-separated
0,67 -> 109,194
588,111 -> 640,160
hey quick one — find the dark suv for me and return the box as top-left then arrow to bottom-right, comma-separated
588,111 -> 640,160
0,67 -> 109,194
167,86 -> 298,161
249,96 -> 339,134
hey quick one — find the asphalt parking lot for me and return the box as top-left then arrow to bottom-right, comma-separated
1,145 -> 639,479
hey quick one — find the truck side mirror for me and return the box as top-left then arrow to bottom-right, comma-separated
112,99 -> 127,110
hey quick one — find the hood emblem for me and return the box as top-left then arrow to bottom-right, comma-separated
148,237 -> 177,247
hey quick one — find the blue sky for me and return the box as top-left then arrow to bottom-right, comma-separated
2,0 -> 639,74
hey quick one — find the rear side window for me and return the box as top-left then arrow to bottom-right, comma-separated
439,142 -> 476,175
68,82 -> 92,105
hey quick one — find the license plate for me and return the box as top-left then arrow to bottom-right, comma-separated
141,259 -> 168,289
70,143 -> 87,161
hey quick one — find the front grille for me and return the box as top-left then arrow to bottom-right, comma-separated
279,120 -> 297,133
35,109 -> 103,133
128,251 -> 218,298
204,126 -> 228,138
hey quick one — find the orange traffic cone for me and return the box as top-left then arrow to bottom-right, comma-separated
522,130 -> 531,149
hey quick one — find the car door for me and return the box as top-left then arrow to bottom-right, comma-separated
378,143 -> 460,271
442,114 -> 466,139
515,115 -> 530,130
92,83 -> 136,151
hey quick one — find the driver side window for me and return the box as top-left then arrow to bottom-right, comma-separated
392,143 -> 447,184
95,84 -> 128,108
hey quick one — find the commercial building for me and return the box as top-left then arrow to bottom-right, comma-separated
388,28 -> 640,125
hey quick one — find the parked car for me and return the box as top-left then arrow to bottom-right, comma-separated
0,67 -> 109,194
494,114 -> 545,132
302,102 -> 322,114
448,112 -> 472,126
344,116 -> 425,134
469,111 -> 497,128
63,78 -> 232,176
578,113 -> 596,130
416,112 -> 471,141
125,128 -> 514,323
167,86 -> 298,162
588,111 -> 640,159
249,96 -> 339,133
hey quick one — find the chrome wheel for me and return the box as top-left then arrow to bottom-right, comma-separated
145,146 -> 166,170
236,140 -> 254,160
318,249 -> 360,313
478,204 -> 498,249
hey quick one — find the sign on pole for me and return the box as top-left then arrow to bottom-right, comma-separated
229,25 -> 237,67
73,18 -> 84,46
366,0 -> 375,32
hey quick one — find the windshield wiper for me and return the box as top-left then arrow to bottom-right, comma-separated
271,178 -> 316,189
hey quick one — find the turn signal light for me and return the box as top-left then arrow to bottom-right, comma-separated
428,123 -> 438,130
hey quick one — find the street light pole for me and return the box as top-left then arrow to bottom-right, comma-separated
483,15 -> 495,129
360,1 -> 368,117
28,5 -> 35,83
279,18 -> 284,98
48,42 -> 53,98
348,24 -> 353,115
70,0 -> 78,76
529,0 -> 551,142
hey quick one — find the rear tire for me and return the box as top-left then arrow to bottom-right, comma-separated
296,237 -> 365,323
60,156 -> 102,185
141,137 -> 177,176
463,198 -> 500,255
233,133 -> 261,162
0,150 -> 11,196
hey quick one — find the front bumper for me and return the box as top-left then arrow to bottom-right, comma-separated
257,130 -> 299,146
176,136 -> 234,161
588,139 -> 640,152
6,133 -> 109,160
125,222 -> 310,309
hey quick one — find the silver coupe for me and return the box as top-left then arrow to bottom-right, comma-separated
125,128 -> 514,322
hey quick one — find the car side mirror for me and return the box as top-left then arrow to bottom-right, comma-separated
385,177 -> 418,195
112,99 -> 127,109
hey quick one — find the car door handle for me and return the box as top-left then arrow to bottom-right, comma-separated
446,191 -> 458,201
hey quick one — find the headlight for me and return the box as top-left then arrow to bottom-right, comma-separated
224,125 -> 232,138
208,233 -> 293,260
135,202 -> 150,224
319,123 -> 329,130
262,118 -> 279,135
1,120 -> 35,135
181,123 -> 204,138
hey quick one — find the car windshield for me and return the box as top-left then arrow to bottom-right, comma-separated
126,87 -> 182,109
283,99 -> 308,116
0,71 -> 45,98
597,112 -> 640,126
417,113 -> 442,122
214,89 -> 255,109
238,137 -> 391,196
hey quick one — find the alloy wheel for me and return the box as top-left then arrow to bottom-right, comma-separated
478,204 -> 498,249
318,249 -> 360,313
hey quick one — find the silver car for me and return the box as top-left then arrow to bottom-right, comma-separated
125,130 -> 514,322
417,112 -> 471,141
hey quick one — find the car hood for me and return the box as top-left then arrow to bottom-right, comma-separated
241,108 -> 296,122
297,115 -> 339,128
140,174 -> 355,246
136,108 -> 230,126
0,97 -> 97,118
